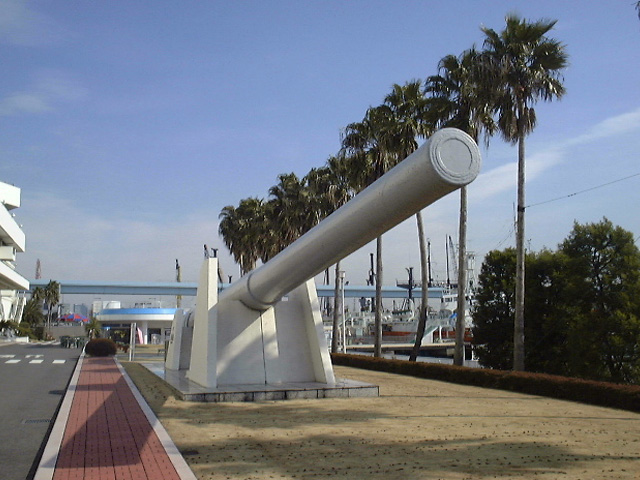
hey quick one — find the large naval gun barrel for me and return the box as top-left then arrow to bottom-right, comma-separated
222,128 -> 481,311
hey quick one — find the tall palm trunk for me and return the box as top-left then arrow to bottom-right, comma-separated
374,236 -> 383,357
514,115 -> 527,371
331,261 -> 341,353
480,16 -> 567,371
410,211 -> 429,361
454,186 -> 468,365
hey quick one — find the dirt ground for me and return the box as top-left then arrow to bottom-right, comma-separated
123,362 -> 640,480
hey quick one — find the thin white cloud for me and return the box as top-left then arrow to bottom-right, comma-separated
0,92 -> 51,115
470,107 -> 640,203
469,151 -> 561,203
0,1 -> 66,46
565,107 -> 640,147
471,162 -> 516,201
34,70 -> 87,101
0,70 -> 86,116
14,107 -> 640,290
17,192 -> 224,284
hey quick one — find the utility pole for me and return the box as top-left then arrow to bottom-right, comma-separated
445,236 -> 450,287
175,259 -> 182,308
368,252 -> 375,311
427,240 -> 433,287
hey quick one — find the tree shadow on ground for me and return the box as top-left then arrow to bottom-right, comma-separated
123,362 -> 640,478
177,433 -> 640,480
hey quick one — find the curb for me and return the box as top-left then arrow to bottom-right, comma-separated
33,353 -> 85,480
116,360 -> 198,480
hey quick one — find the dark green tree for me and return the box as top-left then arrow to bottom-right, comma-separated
558,218 -> 640,383
474,220 -> 640,384
472,249 -> 517,370
472,248 -> 567,372
521,249 -> 568,375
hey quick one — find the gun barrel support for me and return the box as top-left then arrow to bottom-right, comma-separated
224,128 -> 481,310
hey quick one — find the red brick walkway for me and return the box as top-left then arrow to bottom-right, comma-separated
52,357 -> 183,480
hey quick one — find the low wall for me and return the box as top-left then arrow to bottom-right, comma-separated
48,325 -> 86,340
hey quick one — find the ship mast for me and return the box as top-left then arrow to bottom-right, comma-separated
175,259 -> 182,308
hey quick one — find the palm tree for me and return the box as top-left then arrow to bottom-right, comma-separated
31,286 -> 45,309
219,197 -> 268,275
85,317 -> 101,339
481,14 -> 568,371
219,204 -> 245,273
315,156 -> 355,353
43,280 -> 60,334
341,84 -> 433,357
382,81 -> 432,158
341,105 -> 401,357
22,296 -> 45,326
268,173 -> 313,249
219,162 -> 353,297
423,48 -> 496,364
381,81 -> 435,362
269,164 -> 355,354
304,167 -> 333,223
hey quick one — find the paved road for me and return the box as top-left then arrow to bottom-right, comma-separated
0,342 -> 80,480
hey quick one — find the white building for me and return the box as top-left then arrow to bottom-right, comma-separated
0,181 -> 29,322
94,301 -> 176,345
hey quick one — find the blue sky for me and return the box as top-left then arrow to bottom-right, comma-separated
2,1 -> 640,297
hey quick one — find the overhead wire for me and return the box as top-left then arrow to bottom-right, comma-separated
490,172 -> 640,251
494,224 -> 515,250
526,172 -> 640,209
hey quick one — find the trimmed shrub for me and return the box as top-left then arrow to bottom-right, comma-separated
17,322 -> 36,340
85,338 -> 117,357
331,353 -> 640,413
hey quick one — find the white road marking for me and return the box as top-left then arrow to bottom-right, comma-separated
3,357 -> 70,364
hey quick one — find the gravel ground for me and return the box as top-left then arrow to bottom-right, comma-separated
123,362 -> 640,480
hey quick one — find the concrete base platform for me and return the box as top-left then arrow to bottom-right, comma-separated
141,363 -> 379,402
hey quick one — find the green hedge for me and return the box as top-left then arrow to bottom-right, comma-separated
331,353 -> 640,413
85,338 -> 117,357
